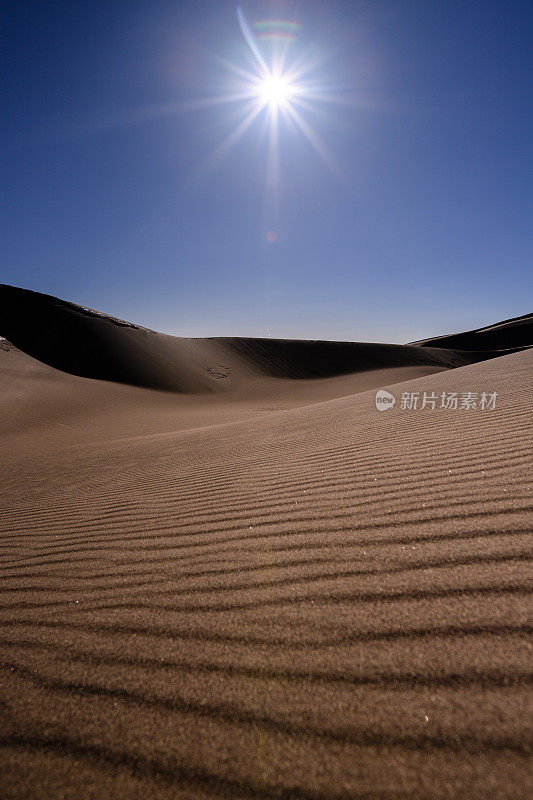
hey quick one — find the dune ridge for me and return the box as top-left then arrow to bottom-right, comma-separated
410,312 -> 532,351
1,284 -> 525,394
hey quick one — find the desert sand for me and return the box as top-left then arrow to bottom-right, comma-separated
0,286 -> 531,799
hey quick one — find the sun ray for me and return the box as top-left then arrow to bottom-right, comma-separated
205,100 -> 264,167
212,53 -> 264,86
266,103 -> 280,195
282,102 -> 339,175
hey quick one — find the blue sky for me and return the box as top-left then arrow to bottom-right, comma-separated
2,0 -> 532,342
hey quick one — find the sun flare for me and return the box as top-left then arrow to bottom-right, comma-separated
257,74 -> 294,107
201,6 -> 341,185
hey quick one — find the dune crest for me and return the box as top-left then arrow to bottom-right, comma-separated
410,312 -> 532,350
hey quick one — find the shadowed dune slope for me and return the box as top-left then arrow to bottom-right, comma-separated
410,312 -> 532,351
0,284 -> 225,393
0,284 -> 520,393
0,349 -> 531,799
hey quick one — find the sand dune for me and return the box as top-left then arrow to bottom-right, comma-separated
0,341 -> 463,452
410,312 -> 532,351
0,292 -> 531,799
0,284 -> 519,394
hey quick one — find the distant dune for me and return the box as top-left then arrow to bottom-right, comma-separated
1,284 -> 526,394
410,312 -> 532,351
0,286 -> 531,800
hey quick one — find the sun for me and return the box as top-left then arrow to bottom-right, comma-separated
257,74 -> 294,108
199,6 -> 341,182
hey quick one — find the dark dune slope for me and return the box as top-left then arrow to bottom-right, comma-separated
219,336 -> 470,377
0,284 -> 222,394
0,284 -> 523,393
410,312 -> 532,351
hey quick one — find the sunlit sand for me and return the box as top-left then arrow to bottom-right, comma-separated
1,285 -> 531,799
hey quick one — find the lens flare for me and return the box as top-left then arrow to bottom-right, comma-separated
253,19 -> 300,42
200,7 -> 343,187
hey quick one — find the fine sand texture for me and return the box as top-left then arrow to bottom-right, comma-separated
0,293 -> 532,799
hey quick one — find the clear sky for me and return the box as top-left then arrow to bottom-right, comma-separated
2,0 -> 532,342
